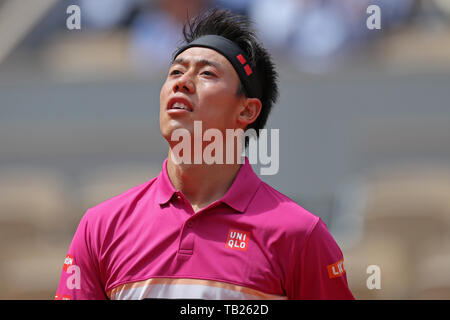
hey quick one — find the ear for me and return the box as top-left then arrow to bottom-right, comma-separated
237,97 -> 262,126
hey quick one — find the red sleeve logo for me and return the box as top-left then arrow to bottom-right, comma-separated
327,259 -> 346,279
63,254 -> 74,272
54,294 -> 71,300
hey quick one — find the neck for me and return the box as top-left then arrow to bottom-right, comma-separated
166,149 -> 241,212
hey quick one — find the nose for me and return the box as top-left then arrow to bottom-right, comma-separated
173,73 -> 195,94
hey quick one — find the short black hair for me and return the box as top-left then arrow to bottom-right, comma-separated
174,8 -> 279,136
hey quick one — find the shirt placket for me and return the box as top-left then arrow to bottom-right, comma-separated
175,192 -> 197,257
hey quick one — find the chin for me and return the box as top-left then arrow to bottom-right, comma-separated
160,121 -> 193,142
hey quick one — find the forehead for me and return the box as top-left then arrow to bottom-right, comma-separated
173,47 -> 234,72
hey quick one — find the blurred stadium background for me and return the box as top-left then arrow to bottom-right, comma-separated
1,0 -> 450,300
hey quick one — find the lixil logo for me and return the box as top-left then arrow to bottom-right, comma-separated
327,259 -> 346,279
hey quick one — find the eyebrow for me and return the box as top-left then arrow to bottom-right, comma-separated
171,57 -> 222,70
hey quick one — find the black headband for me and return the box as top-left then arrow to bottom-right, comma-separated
173,35 -> 261,99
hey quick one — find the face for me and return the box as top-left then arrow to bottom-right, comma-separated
159,47 -> 246,147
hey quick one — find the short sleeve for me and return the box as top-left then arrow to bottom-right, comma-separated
55,211 -> 106,300
286,218 -> 355,300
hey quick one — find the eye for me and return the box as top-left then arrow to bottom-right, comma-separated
170,69 -> 182,76
201,70 -> 216,77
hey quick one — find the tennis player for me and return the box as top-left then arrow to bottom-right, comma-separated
55,8 -> 354,300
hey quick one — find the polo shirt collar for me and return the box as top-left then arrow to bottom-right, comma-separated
155,158 -> 177,205
155,157 -> 261,213
220,157 -> 261,213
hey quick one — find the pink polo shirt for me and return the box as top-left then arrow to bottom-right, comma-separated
55,158 -> 354,300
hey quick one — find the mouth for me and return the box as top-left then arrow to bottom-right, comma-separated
167,97 -> 193,113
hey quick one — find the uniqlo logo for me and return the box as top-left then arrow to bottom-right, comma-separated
63,254 -> 74,272
327,259 -> 346,279
225,229 -> 250,252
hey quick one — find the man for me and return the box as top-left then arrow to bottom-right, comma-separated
55,8 -> 354,300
